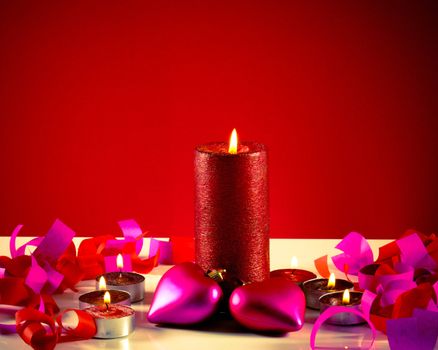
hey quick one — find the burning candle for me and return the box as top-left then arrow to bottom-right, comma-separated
319,289 -> 365,325
79,276 -> 131,309
195,129 -> 269,283
270,256 -> 317,287
302,273 -> 354,309
97,254 -> 145,302
84,290 -> 135,338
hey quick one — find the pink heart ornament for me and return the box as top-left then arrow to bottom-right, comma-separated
147,262 -> 223,325
229,278 -> 306,333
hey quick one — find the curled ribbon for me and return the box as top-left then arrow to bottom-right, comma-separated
80,220 -> 159,276
100,220 -> 195,274
386,308 -> 438,350
310,307 -> 376,350
56,309 -> 97,342
3,220 -> 78,296
313,229 -> 438,349
1,218 -> 198,350
16,307 -> 58,350
332,232 -> 374,276
310,290 -> 377,350
105,220 -> 160,273
314,232 -> 373,282
397,233 -> 437,271
15,307 -> 96,350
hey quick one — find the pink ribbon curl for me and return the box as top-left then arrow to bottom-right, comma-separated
310,290 -> 377,350
332,232 -> 374,276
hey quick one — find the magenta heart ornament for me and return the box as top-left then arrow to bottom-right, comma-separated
147,262 -> 223,325
229,278 -> 306,333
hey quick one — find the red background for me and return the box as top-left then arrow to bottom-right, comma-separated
1,1 -> 437,238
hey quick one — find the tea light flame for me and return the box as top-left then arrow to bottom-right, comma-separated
104,291 -> 111,305
290,256 -> 298,269
228,128 -> 238,154
327,273 -> 336,289
342,289 -> 350,304
117,254 -> 124,270
98,276 -> 107,290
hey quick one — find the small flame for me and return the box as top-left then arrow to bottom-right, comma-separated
228,128 -> 238,154
290,256 -> 298,269
98,276 -> 107,290
327,273 -> 336,289
104,291 -> 111,305
342,289 -> 350,304
116,254 -> 124,270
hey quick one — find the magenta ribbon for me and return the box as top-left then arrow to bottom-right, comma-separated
387,308 -> 438,350
25,255 -> 48,294
25,255 -> 65,294
9,224 -> 24,258
396,233 -> 437,270
104,219 -> 144,255
149,238 -> 173,264
372,262 -> 416,307
118,219 -> 144,255
10,224 -> 43,258
8,219 -> 76,295
104,220 -> 174,269
33,219 -> 76,265
342,232 -> 430,308
2,220 -> 78,338
310,290 -> 377,350
42,262 -> 64,294
310,308 -> 376,350
332,232 -> 374,276
429,282 -> 438,311
103,219 -> 150,272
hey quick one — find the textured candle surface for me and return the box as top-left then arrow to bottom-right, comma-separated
79,290 -> 131,306
100,272 -> 144,286
85,304 -> 134,319
270,269 -> 317,284
195,141 -> 269,283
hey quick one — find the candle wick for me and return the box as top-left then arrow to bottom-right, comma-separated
119,268 -> 122,279
105,303 -> 109,312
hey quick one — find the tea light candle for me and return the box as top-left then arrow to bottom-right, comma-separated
270,256 -> 317,287
319,289 -> 365,325
97,254 -> 145,302
302,273 -> 354,309
85,291 -> 135,338
79,276 -> 131,309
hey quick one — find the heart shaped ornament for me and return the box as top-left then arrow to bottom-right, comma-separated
229,278 -> 306,333
147,262 -> 223,325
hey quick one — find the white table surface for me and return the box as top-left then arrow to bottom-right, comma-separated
0,237 -> 396,350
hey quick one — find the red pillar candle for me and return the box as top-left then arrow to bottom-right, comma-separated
195,129 -> 269,283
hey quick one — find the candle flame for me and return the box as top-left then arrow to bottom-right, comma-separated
342,289 -> 350,304
98,276 -> 107,290
116,254 -> 124,270
327,273 -> 336,289
290,256 -> 298,269
104,291 -> 111,305
228,128 -> 238,154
